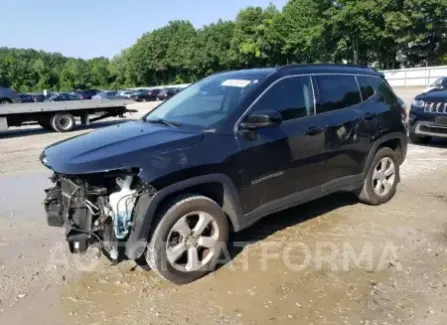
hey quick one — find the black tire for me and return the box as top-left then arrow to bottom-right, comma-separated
0,98 -> 12,105
145,194 -> 229,284
409,132 -> 432,145
357,147 -> 400,206
50,112 -> 75,132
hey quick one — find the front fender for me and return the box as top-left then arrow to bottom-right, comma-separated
125,173 -> 242,260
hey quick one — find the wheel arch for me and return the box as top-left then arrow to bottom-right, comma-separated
125,174 -> 242,260
363,132 -> 407,175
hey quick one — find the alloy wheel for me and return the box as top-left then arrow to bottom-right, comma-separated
372,157 -> 396,197
166,211 -> 219,272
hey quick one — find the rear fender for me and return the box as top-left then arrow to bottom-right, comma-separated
362,132 -> 407,177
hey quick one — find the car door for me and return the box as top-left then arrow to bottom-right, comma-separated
235,75 -> 327,215
313,74 -> 366,190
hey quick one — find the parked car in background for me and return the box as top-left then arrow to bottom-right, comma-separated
18,93 -> 34,103
130,89 -> 159,102
157,87 -> 181,101
422,77 -> 447,94
73,89 -> 100,100
0,87 -> 19,104
119,90 -> 135,98
48,93 -> 80,102
409,88 -> 447,144
31,93 -> 48,102
92,91 -> 127,100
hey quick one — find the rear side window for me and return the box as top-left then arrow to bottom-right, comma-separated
251,76 -> 314,121
357,76 -> 375,100
367,77 -> 398,105
315,75 -> 362,113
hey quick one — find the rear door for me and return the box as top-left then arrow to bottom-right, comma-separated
360,75 -> 404,137
313,74 -> 366,189
235,75 -> 327,214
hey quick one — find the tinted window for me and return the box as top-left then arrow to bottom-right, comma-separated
251,76 -> 313,121
315,75 -> 362,113
357,76 -> 375,100
367,77 -> 398,105
442,78 -> 447,87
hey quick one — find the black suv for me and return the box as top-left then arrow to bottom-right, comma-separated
409,87 -> 447,144
41,65 -> 407,284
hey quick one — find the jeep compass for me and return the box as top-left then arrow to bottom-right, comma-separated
41,64 -> 408,284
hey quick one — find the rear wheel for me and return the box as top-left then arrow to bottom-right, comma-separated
409,132 -> 432,145
357,147 -> 399,206
50,112 -> 75,132
146,194 -> 229,284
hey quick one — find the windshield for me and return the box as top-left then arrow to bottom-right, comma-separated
430,77 -> 443,87
144,70 -> 272,128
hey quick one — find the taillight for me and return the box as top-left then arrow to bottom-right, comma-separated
401,104 -> 407,121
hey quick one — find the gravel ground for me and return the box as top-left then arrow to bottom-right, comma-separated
1,90 -> 447,325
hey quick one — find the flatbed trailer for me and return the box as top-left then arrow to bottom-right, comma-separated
0,99 -> 137,132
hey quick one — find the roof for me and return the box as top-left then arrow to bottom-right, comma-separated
277,64 -> 377,76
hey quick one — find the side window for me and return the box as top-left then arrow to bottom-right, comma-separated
315,75 -> 362,114
251,76 -> 313,121
357,76 -> 375,100
441,78 -> 447,87
367,77 -> 398,105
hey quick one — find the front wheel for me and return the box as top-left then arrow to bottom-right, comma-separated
146,194 -> 229,284
409,132 -> 432,145
50,112 -> 76,132
357,147 -> 399,206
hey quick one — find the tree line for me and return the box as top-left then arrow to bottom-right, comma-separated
1,0 -> 446,92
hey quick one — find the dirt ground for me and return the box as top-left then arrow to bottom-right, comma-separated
1,89 -> 447,325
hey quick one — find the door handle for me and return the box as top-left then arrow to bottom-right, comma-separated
364,112 -> 377,120
305,126 -> 325,136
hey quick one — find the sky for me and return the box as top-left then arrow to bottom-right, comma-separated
1,0 -> 287,59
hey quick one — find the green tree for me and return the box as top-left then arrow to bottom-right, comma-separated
278,0 -> 333,64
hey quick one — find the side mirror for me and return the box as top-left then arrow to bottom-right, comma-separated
240,110 -> 282,130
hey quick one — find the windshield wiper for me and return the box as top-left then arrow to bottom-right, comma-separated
146,119 -> 181,127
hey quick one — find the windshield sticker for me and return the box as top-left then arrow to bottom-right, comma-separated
222,79 -> 252,88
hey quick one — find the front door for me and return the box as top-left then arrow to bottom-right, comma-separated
235,75 -> 327,215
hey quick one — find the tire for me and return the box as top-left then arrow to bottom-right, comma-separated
409,132 -> 432,145
50,112 -> 75,132
0,98 -> 11,105
145,194 -> 229,284
357,147 -> 400,206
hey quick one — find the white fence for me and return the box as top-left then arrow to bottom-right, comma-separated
382,65 -> 447,87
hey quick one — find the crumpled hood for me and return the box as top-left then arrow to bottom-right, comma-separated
41,120 -> 203,175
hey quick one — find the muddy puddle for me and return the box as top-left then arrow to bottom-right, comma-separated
54,193 -> 433,325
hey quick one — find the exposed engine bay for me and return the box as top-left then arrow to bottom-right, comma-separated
44,170 -> 156,260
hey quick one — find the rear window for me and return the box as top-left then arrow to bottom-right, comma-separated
315,75 -> 362,113
367,77 -> 398,105
357,76 -> 375,100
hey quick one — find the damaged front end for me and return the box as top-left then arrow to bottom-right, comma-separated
44,170 -> 156,260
